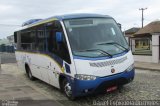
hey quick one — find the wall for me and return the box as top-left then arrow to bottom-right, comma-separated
152,34 -> 159,63
134,55 -> 152,63
133,33 -> 160,63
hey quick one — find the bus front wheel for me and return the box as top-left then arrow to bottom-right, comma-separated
62,78 -> 75,100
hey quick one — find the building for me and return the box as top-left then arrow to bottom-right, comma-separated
129,20 -> 160,63
125,27 -> 140,44
125,27 -> 140,37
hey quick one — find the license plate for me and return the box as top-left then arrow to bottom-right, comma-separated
106,86 -> 117,92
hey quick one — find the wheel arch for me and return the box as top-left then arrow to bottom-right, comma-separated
25,63 -> 29,74
59,74 -> 67,90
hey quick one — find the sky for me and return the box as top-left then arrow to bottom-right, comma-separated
0,0 -> 160,39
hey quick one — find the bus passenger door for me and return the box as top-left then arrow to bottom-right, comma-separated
33,25 -> 50,83
46,21 -> 71,88
46,28 -> 61,88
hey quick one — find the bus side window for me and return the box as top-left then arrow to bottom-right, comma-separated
56,32 -> 71,64
36,25 -> 46,52
46,21 -> 71,64
21,29 -> 36,51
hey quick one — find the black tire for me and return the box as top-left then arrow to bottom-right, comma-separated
26,66 -> 35,81
62,78 -> 75,100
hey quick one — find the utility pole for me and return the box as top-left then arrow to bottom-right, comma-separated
139,8 -> 147,28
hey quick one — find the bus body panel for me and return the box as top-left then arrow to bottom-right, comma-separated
73,50 -> 134,77
15,51 -> 70,88
72,69 -> 135,97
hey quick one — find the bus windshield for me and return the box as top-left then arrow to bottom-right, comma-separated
64,18 -> 129,58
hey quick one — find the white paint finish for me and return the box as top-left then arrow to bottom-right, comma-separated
30,64 -> 41,79
151,34 -> 159,63
15,51 -> 65,89
152,34 -> 159,46
74,51 -> 134,77
134,55 -> 152,63
152,46 -> 159,63
48,66 -> 60,88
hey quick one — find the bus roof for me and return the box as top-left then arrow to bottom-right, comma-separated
54,13 -> 111,20
16,13 -> 112,31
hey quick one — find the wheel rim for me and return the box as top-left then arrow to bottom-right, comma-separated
64,83 -> 72,97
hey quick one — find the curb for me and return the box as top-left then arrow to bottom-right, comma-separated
135,67 -> 160,72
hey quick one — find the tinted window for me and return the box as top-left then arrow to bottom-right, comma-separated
36,25 -> 46,51
21,29 -> 36,50
46,21 -> 71,63
64,18 -> 129,58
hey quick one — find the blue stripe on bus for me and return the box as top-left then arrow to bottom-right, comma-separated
45,51 -> 64,67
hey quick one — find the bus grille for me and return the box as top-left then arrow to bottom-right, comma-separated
89,56 -> 127,67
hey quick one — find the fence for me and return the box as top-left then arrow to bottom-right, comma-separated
0,45 -> 15,53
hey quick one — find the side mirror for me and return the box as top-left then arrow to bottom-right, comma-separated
56,32 -> 63,43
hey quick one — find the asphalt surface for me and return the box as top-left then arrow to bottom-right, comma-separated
0,63 -> 160,106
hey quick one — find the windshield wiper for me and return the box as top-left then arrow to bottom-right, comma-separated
77,49 -> 112,57
98,42 -> 129,51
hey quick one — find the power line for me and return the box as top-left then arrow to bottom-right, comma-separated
139,8 -> 147,28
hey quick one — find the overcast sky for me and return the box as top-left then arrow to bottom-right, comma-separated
0,0 -> 160,39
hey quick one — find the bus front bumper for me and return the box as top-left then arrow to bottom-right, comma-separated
70,69 -> 135,97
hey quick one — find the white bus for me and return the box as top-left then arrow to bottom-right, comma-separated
14,13 -> 135,100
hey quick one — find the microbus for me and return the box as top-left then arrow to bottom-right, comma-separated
14,13 -> 135,100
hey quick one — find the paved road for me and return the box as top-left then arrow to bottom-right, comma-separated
0,64 -> 160,106
0,53 -> 16,64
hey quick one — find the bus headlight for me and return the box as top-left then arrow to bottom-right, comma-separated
125,64 -> 134,72
75,74 -> 97,80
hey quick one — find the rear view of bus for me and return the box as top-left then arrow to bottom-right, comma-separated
14,14 -> 135,100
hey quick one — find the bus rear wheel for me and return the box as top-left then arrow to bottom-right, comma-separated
62,78 -> 75,100
26,65 -> 35,81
